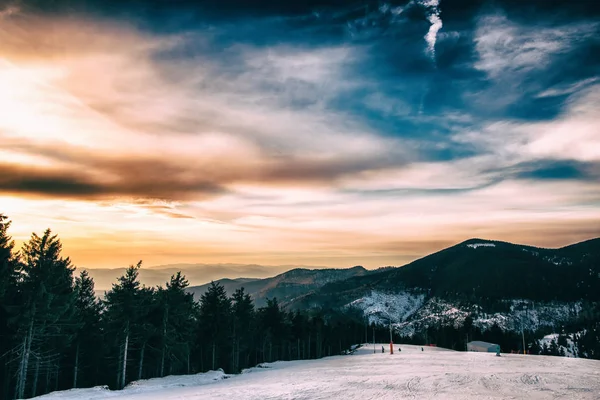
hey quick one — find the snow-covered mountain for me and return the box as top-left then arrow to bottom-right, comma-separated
183,237 -> 598,337
283,237 -> 599,351
184,237 -> 597,354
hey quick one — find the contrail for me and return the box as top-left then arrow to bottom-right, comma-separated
420,0 -> 442,60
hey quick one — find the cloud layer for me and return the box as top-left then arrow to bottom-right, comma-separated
1,0 -> 599,270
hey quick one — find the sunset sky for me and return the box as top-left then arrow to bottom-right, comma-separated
1,0 -> 599,271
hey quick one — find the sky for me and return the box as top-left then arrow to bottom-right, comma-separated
1,0 -> 599,271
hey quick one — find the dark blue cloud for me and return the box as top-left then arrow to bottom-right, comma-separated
513,160 -> 600,181
11,0 -> 600,169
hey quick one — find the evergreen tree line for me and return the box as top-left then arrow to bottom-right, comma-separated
0,214 -> 365,400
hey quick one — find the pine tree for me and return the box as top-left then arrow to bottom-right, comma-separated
258,298 -> 288,362
15,229 -> 76,399
291,311 -> 308,360
135,286 -> 157,381
103,261 -> 147,389
0,214 -> 19,399
310,314 -> 325,359
157,272 -> 197,377
198,282 -> 231,371
72,270 -> 102,389
0,214 -> 17,305
231,287 -> 255,372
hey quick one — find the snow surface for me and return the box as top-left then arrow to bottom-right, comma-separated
466,243 -> 496,249
34,344 -> 600,400
34,370 -> 228,399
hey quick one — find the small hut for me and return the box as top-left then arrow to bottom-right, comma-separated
467,341 -> 500,353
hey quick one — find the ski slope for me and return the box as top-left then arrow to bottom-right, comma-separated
36,344 -> 600,399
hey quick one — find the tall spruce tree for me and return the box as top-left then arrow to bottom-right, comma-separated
0,214 -> 17,307
15,229 -> 76,399
0,214 -> 19,399
71,270 -> 102,389
258,298 -> 288,362
103,261 -> 147,389
291,311 -> 308,360
198,282 -> 231,371
157,272 -> 197,376
134,286 -> 157,381
231,287 -> 255,372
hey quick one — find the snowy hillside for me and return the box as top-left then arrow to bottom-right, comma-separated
346,290 -> 426,325
346,291 -> 583,337
34,344 -> 600,399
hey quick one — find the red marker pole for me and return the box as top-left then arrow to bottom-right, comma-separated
389,320 -> 394,354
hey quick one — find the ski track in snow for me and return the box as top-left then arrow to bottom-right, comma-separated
35,344 -> 600,400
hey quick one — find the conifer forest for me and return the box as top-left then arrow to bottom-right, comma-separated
0,214 -> 366,399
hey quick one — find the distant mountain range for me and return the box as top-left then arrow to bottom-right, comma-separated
91,237 -> 599,338
188,237 -> 600,308
85,263 -> 329,293
187,266 -> 382,307
188,237 -> 600,337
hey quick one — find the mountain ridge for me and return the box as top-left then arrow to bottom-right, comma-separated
187,236 -> 599,309
288,236 -> 600,311
188,265 -> 371,307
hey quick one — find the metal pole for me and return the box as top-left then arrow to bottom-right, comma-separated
389,319 -> 394,354
373,326 -> 375,354
521,322 -> 526,355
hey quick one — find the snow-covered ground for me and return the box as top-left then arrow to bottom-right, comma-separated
33,371 -> 229,399
35,344 -> 600,400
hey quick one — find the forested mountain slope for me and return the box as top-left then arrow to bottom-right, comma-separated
188,266 -> 370,307
290,238 -> 600,311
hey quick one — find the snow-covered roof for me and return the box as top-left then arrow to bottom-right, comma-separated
467,341 -> 498,347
